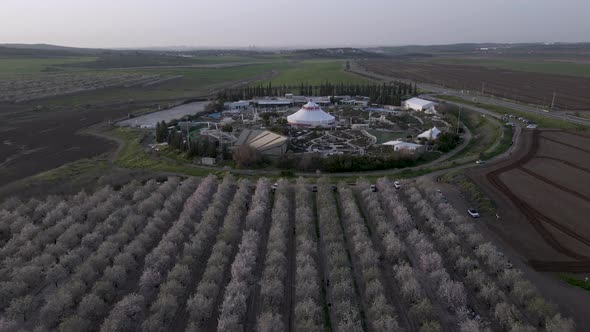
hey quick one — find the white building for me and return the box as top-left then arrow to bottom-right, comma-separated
287,102 -> 335,127
382,140 -> 425,155
224,100 -> 250,110
417,126 -> 442,141
403,97 -> 436,112
255,99 -> 293,108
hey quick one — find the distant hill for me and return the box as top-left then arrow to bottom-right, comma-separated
0,44 -> 108,57
291,48 -> 387,59
368,42 -> 590,56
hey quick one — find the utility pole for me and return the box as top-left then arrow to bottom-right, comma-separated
456,107 -> 462,135
550,92 -> 556,110
186,123 -> 190,150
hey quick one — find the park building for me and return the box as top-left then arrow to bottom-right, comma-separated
403,97 -> 437,112
235,129 -> 289,156
287,101 -> 336,127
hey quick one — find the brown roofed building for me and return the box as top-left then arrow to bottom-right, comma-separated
235,129 -> 289,156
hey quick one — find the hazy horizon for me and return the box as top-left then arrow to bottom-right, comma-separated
2,0 -> 589,49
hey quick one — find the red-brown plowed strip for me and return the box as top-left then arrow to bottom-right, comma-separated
534,156 -> 590,174
517,167 -> 590,203
529,260 -> 590,273
540,136 -> 590,154
486,130 -> 590,262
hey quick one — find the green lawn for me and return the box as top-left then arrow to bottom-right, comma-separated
111,128 -> 219,176
446,108 -> 502,162
428,57 -> 590,78
263,60 -> 371,85
436,95 -> 587,131
0,56 -> 98,76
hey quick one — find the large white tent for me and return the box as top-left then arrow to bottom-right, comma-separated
403,97 -> 436,111
287,101 -> 335,127
417,126 -> 442,140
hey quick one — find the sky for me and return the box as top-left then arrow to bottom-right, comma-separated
1,0 -> 589,48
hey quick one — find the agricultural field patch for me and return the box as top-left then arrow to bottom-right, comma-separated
426,57 -> 590,78
361,60 -> 590,110
263,60 -> 371,85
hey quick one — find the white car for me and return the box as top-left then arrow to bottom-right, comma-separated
394,181 -> 401,189
476,160 -> 486,164
468,209 -> 480,218
527,124 -> 537,129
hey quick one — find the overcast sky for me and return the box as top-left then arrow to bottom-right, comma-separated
1,0 -> 589,48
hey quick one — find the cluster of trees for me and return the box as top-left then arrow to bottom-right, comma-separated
167,130 -> 220,159
138,176 -> 219,298
186,179 -> 253,330
414,178 -> 575,331
256,180 -> 291,331
322,153 -> 420,173
217,179 -> 272,331
218,81 -> 417,105
357,180 -> 404,261
435,132 -> 462,153
375,179 -> 415,233
2,178 -> 199,330
139,175 -> 237,332
337,184 -> 400,331
316,178 -> 363,331
155,121 -> 169,143
292,178 -> 323,330
360,180 -> 442,330
55,178 -> 197,331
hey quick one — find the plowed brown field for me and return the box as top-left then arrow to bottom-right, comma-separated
361,61 -> 590,110
468,129 -> 590,272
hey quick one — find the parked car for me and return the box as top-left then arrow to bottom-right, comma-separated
370,185 -> 377,192
468,209 -> 480,218
271,183 -> 278,191
312,185 -> 318,192
476,160 -> 486,164
394,181 -> 401,189
331,184 -> 337,192
527,124 -> 538,129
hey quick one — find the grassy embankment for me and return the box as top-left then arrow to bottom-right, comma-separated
443,106 -> 510,162
427,57 -> 590,78
436,95 -> 587,131
111,128 -> 220,177
559,274 -> 590,292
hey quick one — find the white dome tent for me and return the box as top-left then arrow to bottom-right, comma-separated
417,126 -> 442,140
287,102 -> 335,127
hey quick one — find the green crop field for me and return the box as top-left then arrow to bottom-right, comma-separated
427,57 -> 590,78
263,60 -> 371,85
0,56 -> 98,76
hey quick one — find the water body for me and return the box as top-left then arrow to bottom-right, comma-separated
117,101 -> 209,128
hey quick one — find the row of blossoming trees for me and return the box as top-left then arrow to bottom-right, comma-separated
0,175 -> 575,331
